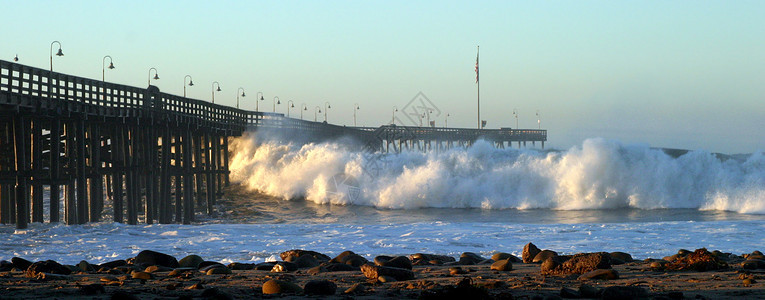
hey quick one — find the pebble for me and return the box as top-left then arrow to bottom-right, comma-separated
542,252 -> 611,276
329,250 -> 358,264
491,252 -> 521,263
0,260 -> 13,272
304,279 -> 337,295
134,250 -> 179,268
253,262 -> 276,271
609,252 -> 634,265
532,250 -> 559,263
99,260 -> 126,269
523,243 -> 542,263
458,252 -> 485,265
449,267 -> 468,275
198,261 -> 225,270
360,263 -> 415,281
77,260 -> 96,272
742,259 -> 765,270
131,271 -> 153,280
262,279 -> 303,294
293,254 -> 320,268
280,249 -> 331,262
490,258 -> 513,271
26,260 -> 71,277
144,265 -> 160,273
11,257 -> 33,270
375,255 -> 413,270
409,253 -> 455,265
206,267 -> 232,275
178,255 -> 204,269
271,261 -> 298,273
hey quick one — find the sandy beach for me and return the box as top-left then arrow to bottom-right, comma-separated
1,244 -> 764,300
4,189 -> 764,300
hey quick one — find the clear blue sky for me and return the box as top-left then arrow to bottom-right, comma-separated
3,1 -> 764,154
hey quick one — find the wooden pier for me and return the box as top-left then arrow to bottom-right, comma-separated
0,59 -> 546,229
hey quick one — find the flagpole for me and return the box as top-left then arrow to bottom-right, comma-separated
476,45 -> 480,129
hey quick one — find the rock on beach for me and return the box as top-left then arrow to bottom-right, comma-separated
523,243 -> 542,263
360,263 -> 415,281
541,252 -> 611,276
134,250 -> 179,268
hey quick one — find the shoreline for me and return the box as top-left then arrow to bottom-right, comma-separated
1,245 -> 763,299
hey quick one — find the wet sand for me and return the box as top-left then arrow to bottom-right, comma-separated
1,252 -> 764,299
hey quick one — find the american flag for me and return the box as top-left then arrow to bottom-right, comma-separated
475,48 -> 479,83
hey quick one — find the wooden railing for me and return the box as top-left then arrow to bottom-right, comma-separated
0,60 -> 251,133
1,59 -> 546,143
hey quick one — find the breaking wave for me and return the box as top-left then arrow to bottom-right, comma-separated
228,133 -> 765,214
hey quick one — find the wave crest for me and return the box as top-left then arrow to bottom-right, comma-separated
229,134 -> 765,214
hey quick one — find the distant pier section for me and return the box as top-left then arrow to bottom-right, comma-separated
0,59 -> 546,228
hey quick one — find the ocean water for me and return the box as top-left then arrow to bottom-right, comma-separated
2,135 -> 764,265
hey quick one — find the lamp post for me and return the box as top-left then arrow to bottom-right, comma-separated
50,41 -> 64,72
445,113 -> 450,128
273,96 -> 280,112
211,81 -> 221,103
513,108 -> 518,129
392,106 -> 398,125
426,109 -> 433,127
183,75 -> 194,97
286,100 -> 295,117
301,103 -> 307,120
14,54 -> 18,62
353,103 -> 360,126
314,106 -> 322,122
148,68 -> 160,86
256,92 -> 264,112
324,102 -> 331,122
237,87 -> 246,109
102,55 -> 115,81
536,110 -> 540,129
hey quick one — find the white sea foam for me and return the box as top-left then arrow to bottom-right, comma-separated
3,220 -> 764,265
229,133 -> 765,214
